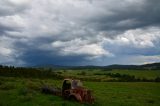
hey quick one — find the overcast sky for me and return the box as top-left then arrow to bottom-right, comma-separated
0,0 -> 160,66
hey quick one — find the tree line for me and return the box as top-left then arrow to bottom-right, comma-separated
94,72 -> 160,82
0,65 -> 63,79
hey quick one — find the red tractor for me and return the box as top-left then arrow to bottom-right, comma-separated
42,79 -> 94,104
62,79 -> 94,104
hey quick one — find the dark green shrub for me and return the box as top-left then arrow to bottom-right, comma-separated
57,72 -> 62,74
26,81 -> 41,91
155,77 -> 160,82
19,94 -> 33,102
0,83 -> 15,90
0,81 -> 2,85
19,88 -> 28,96
146,99 -> 154,104
78,71 -> 86,76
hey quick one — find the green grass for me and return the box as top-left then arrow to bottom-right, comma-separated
0,76 -> 160,106
0,77 -> 80,106
58,69 -> 160,80
85,82 -> 160,106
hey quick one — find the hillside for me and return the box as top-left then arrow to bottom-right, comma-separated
54,62 -> 160,70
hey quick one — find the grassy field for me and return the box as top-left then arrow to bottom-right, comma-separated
0,76 -> 160,106
57,69 -> 160,81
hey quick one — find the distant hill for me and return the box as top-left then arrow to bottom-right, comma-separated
1,62 -> 160,70
140,62 -> 160,70
58,62 -> 160,70
105,62 -> 160,70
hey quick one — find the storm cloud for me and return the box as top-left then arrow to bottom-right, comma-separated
0,0 -> 160,66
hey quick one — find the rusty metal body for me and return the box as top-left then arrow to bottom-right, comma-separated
62,79 -> 94,103
42,79 -> 94,104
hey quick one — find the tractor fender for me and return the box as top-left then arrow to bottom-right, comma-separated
69,93 -> 82,102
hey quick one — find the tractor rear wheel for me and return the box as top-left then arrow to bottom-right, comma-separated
69,95 -> 77,102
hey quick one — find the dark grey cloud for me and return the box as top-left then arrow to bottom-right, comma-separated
0,0 -> 160,66
0,0 -> 30,16
86,0 -> 160,33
